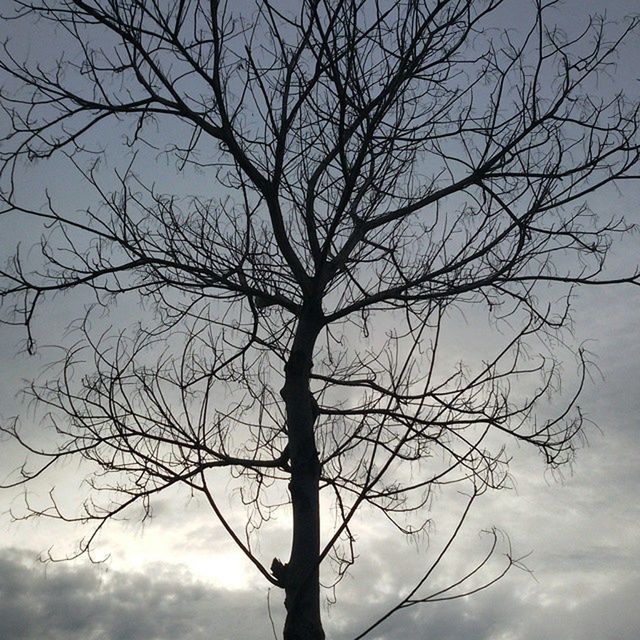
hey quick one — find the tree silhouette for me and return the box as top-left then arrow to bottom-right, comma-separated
1,1 -> 638,638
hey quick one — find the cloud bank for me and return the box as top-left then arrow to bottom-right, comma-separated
0,549 -> 275,640
2,540 -> 638,640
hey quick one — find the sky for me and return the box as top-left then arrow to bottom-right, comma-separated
1,1 -> 639,639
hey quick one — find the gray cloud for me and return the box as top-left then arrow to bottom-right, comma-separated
0,548 -> 279,640
326,574 -> 640,640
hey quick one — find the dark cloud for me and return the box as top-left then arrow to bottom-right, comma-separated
0,548 -> 280,640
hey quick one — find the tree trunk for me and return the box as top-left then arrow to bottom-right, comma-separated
277,311 -> 325,640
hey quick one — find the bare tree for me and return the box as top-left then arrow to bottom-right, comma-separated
1,1 -> 638,638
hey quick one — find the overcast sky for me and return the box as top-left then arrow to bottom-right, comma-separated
1,1 -> 639,639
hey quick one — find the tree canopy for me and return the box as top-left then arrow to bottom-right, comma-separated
1,1 -> 639,638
